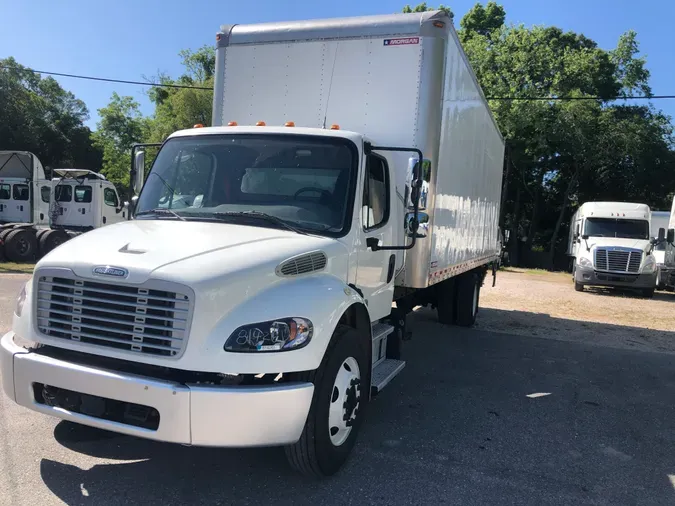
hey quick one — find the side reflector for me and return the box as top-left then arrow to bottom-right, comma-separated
433,21 -> 445,28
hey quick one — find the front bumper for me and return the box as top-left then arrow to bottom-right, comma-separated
1,331 -> 314,447
575,265 -> 657,289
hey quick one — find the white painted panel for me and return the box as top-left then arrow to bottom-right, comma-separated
220,37 -> 422,146
425,32 -> 504,286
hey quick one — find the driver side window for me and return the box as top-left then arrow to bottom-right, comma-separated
362,155 -> 390,231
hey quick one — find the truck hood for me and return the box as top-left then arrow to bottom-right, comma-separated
587,237 -> 651,252
37,219 -> 345,284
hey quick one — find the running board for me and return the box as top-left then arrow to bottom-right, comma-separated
371,359 -> 405,395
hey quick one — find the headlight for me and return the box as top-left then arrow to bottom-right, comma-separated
642,259 -> 656,273
14,282 -> 27,317
578,257 -> 592,267
224,317 -> 313,353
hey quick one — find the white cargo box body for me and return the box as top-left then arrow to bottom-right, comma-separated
213,11 -> 504,288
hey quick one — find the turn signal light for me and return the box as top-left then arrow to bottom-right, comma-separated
256,121 -> 266,126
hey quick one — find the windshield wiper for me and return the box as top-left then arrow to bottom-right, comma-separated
210,211 -> 308,235
136,208 -> 186,221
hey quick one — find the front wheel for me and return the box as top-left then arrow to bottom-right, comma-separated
574,281 -> 584,292
285,325 -> 369,478
642,288 -> 655,299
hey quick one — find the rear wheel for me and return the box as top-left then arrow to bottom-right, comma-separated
436,278 -> 456,325
285,325 -> 369,478
456,272 -> 479,327
4,229 -> 37,262
40,229 -> 69,256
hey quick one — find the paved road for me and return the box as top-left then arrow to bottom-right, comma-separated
2,274 -> 675,505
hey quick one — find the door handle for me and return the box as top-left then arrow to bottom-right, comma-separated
386,254 -> 396,283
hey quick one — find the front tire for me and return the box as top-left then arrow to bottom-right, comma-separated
285,325 -> 369,478
642,288 -> 655,298
574,281 -> 584,292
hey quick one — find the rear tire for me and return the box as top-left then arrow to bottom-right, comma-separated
285,325 -> 369,478
40,229 -> 69,256
4,229 -> 37,262
456,272 -> 479,327
436,278 -> 456,325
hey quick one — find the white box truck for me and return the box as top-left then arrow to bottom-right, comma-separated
1,11 -> 504,478
650,210 -> 673,290
0,151 -> 128,262
568,201 -> 662,297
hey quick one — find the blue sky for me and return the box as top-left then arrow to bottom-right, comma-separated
1,0 -> 673,129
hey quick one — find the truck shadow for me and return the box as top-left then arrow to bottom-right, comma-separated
41,311 -> 675,505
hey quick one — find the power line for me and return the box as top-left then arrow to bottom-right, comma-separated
0,65 -> 212,90
487,95 -> 675,101
2,64 -> 675,101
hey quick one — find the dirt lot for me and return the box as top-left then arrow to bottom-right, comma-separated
477,268 -> 675,354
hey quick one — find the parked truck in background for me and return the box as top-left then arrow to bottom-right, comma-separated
1,11 -> 504,478
650,210 -> 673,290
568,201 -> 667,297
0,151 -> 128,262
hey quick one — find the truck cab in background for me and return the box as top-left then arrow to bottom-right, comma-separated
650,210 -> 673,290
568,202 -> 666,297
0,154 -> 127,262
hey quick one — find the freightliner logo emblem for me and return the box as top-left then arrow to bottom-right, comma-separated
93,266 -> 128,278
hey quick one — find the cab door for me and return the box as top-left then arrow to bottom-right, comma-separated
0,182 -> 10,222
355,153 -> 396,321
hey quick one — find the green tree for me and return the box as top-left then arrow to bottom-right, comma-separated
146,46 -> 215,142
92,93 -> 148,192
0,57 -> 102,170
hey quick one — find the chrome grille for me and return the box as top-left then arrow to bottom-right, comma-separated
594,249 -> 641,273
36,274 -> 192,358
277,251 -> 327,276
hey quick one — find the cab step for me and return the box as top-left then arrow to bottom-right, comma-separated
371,359 -> 405,395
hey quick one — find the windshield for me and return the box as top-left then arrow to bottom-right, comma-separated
135,134 -> 357,236
584,218 -> 649,240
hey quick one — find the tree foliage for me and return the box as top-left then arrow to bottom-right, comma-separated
0,57 -> 101,172
405,2 -> 674,268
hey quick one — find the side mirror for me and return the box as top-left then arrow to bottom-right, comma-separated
668,228 -> 675,244
658,227 -> 666,242
405,211 -> 429,238
132,150 -> 145,195
650,237 -> 657,246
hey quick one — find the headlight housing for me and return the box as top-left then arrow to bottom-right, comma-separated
642,258 -> 657,274
578,257 -> 592,268
14,282 -> 27,317
224,317 -> 313,353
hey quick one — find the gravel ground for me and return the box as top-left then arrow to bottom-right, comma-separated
477,269 -> 675,354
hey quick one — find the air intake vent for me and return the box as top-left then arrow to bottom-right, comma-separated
277,251 -> 327,276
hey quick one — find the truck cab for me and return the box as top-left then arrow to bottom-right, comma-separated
569,202 -> 661,297
49,169 -> 127,231
0,151 -> 48,225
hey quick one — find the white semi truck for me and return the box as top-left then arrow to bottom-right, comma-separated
568,201 -> 664,297
0,151 -> 128,262
1,11 -> 504,478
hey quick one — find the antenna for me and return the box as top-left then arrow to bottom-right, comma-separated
322,42 -> 339,129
